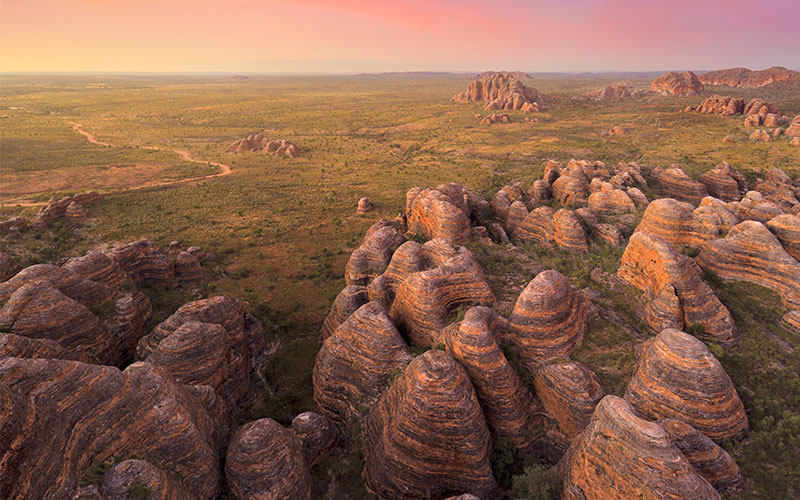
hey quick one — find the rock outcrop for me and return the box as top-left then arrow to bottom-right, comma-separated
0,263 -> 113,306
362,350 -> 499,499
697,162 -> 747,202
651,71 -> 704,96
507,270 -> 595,363
452,72 -> 541,112
357,197 -> 373,214
0,251 -> 20,281
696,221 -> 800,308
699,66 -> 800,88
694,197 -> 741,233
225,133 -> 299,157
443,306 -> 543,453
225,418 -> 312,500
96,459 -> 193,500
0,332 -> 74,360
787,115 -> 800,137
110,239 -> 173,283
32,191 -> 100,228
290,412 -> 338,467
766,214 -> 800,260
618,232 -> 737,345
406,186 -> 472,244
562,395 -> 722,500
0,358 -> 221,499
480,113 -> 512,125
313,301 -> 413,422
513,207 -> 590,252
320,285 -> 369,340
0,216 -> 28,235
533,360 -> 604,440
174,251 -> 203,283
688,95 -> 744,115
650,165 -> 709,204
62,251 -> 128,289
345,219 -> 405,286
659,418 -> 744,492
624,329 -> 748,439
733,191 -> 785,222
586,81 -> 638,100
634,198 -> 718,249
587,181 -> 636,214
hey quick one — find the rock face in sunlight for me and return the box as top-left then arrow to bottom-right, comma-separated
766,214 -> 800,260
0,251 -> 21,281
32,191 -> 101,229
634,198 -> 719,249
225,133 -> 299,157
406,185 -> 472,243
63,250 -> 128,289
110,239 -> 174,283
507,270 -> 595,364
587,181 -> 636,214
697,162 -> 748,201
752,167 -> 800,212
313,301 -> 413,422
699,66 -> 800,88
533,360 -> 605,440
586,81 -> 643,100
345,219 -> 406,286
624,329 -> 748,439
696,220 -> 800,308
618,231 -> 737,346
480,112 -> 512,125
0,358 -> 221,499
562,396 -> 722,500
513,206 -> 591,252
320,284 -> 369,340
688,95 -> 744,115
443,306 -> 544,453
650,165 -> 709,204
452,72 -> 541,112
659,418 -> 744,492
362,350 -> 500,500
651,71 -> 704,96
225,418 -> 312,500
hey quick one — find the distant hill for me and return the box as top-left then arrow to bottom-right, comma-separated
698,66 -> 800,88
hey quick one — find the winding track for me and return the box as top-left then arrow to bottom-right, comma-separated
2,123 -> 232,207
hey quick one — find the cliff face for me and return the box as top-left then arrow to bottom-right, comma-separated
651,71 -> 704,96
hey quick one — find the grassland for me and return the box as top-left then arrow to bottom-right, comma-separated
1,73 -> 799,499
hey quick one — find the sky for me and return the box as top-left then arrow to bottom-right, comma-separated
1,0 -> 799,73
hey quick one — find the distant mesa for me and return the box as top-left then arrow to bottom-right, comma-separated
225,133 -> 299,157
699,66 -> 800,88
452,72 -> 541,112
474,70 -> 530,80
651,71 -> 704,96
586,81 -> 644,100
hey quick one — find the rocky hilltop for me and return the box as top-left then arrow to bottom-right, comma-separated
586,81 -> 644,100
699,66 -> 800,88
452,72 -> 541,112
651,71 -> 704,96
474,70 -> 530,80
225,133 -> 299,157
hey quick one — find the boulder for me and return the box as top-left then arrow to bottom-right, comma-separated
0,358 -> 221,499
618,232 -> 737,345
750,129 -> 770,142
406,187 -> 471,244
587,81 -> 633,100
624,329 -> 748,439
553,208 -> 590,252
694,197 -> 741,233
507,270 -> 595,363
651,71 -> 704,96
787,115 -> 800,137
562,396 -> 722,500
697,161 -> 747,202
357,197 -> 373,214
587,181 -> 636,214
733,190 -> 785,222
362,350 -> 499,499
743,97 -> 780,117
0,251 -> 20,281
529,179 -> 552,204
174,251 -> 203,283
692,95 -> 744,115
226,418 -> 311,500
290,412 -> 338,467
696,221 -> 800,308
225,134 -> 299,157
514,206 -> 556,247
313,301 -> 413,422
480,113 -> 512,125
533,360 -> 604,440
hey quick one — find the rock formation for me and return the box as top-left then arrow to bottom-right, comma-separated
586,81 -> 638,100
533,360 -> 604,440
320,285 -> 369,340
561,395 -> 722,500
553,208 -> 590,252
507,270 -> 595,363
0,251 -> 20,281
0,358 -> 221,499
357,197 -> 373,214
0,332 -> 74,360
174,251 -> 203,283
696,221 -> 800,308
96,459 -> 193,500
697,162 -> 747,202
290,412 -> 338,467
688,95 -> 744,115
62,250 -> 128,289
618,232 -> 737,345
750,129 -> 770,142
0,263 -> 113,306
474,70 -> 530,80
313,301 -> 413,422
587,181 -> 636,214
443,306 -> 543,453
452,72 -> 541,112
752,168 -> 800,212
659,418 -> 744,492
480,113 -> 512,125
634,198 -> 718,249
362,350 -> 499,499
33,191 -> 100,228
406,186 -> 472,244
733,191 -> 785,222
345,219 -> 405,286
766,214 -> 800,260
694,197 -> 741,233
110,239 -> 174,283
0,216 -> 28,235
226,418 -> 312,500
651,71 -> 704,96
624,329 -> 748,439
513,206 -> 590,252
699,66 -> 800,88
225,133 -> 299,158
787,115 -> 800,137
650,165 -> 709,204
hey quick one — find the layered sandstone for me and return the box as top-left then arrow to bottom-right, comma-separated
313,301 -> 413,422
110,239 -> 173,283
0,263 -> 113,306
533,360 -> 604,439
174,251 -> 203,283
689,95 -> 744,115
452,72 -> 541,112
696,221 -> 800,308
507,270 -> 595,363
562,396 -> 721,500
624,329 -> 748,439
0,332 -> 74,360
699,66 -> 800,88
733,191 -> 784,222
587,181 -> 636,214
0,251 -> 20,281
320,285 -> 369,340
362,350 -> 499,499
650,165 -> 709,204
766,214 -> 800,260
345,219 -> 405,286
586,81 -> 635,100
33,191 -> 100,228
651,71 -> 704,96
694,197 -> 741,233
697,162 -> 747,202
62,250 -> 128,289
290,412 -> 338,467
618,232 -> 737,345
634,198 -> 718,248
225,133 -> 299,157
97,459 -> 193,500
406,186 -> 472,244
225,418 -> 311,500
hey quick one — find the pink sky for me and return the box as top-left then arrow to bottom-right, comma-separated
1,0 -> 798,72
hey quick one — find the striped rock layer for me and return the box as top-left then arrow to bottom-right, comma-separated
313,301 -> 413,422
290,412 -> 338,467
362,350 -> 500,500
651,166 -> 709,204
62,251 -> 128,289
0,251 -> 21,281
0,358 -> 221,499
659,419 -> 744,492
174,251 -> 203,283
443,306 -> 544,453
766,214 -> 800,260
634,198 -> 719,249
587,182 -> 636,214
33,191 -> 100,228
372,239 -> 494,347
624,329 -> 748,439
507,270 -> 595,363
345,219 -> 406,286
320,284 -> 369,341
618,231 -> 737,346
451,72 -> 540,112
533,360 -> 605,440
562,396 -> 721,500
694,197 -> 741,233
225,418 -> 312,500
110,239 -> 174,283
696,221 -> 800,308
753,168 -> 800,212
697,162 -> 747,202
0,263 -> 113,306
0,332 -> 75,360
514,207 -> 590,252
732,191 -> 784,223
96,459 -> 193,500
406,187 -> 471,244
